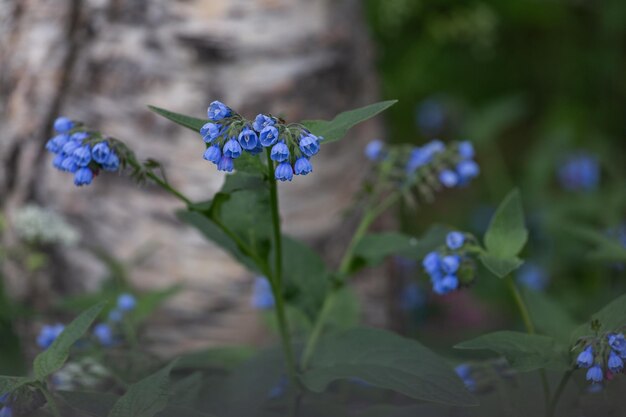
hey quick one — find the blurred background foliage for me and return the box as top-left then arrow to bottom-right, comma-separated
365,0 -> 626,338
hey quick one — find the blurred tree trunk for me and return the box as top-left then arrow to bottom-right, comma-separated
0,0 -> 387,354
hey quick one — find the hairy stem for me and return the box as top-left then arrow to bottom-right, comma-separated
37,384 -> 62,417
145,172 -> 192,206
265,149 -> 298,386
301,191 -> 401,369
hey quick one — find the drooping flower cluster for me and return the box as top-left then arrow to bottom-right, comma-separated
365,139 -> 480,192
93,293 -> 137,347
575,331 -> 626,385
421,231 -> 477,295
45,117 -> 122,186
200,101 -> 322,181
557,152 -> 600,192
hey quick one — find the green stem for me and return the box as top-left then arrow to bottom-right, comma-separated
301,191 -> 401,370
145,172 -> 192,206
37,384 -> 62,417
546,370 -> 572,417
506,276 -> 551,410
265,149 -> 298,386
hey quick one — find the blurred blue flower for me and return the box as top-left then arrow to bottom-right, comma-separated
117,293 -> 136,312
516,262 -> 549,291
439,169 -> 459,187
608,350 -> 623,373
252,276 -> 274,309
458,141 -> 475,159
586,364 -> 603,383
54,117 -> 74,133
446,232 -> 465,250
577,346 -> 594,368
93,323 -> 115,347
73,168 -> 93,186
217,156 -> 234,172
454,364 -> 476,391
203,145 -> 222,164
365,140 -> 385,161
0,406 -> 11,417
201,123 -> 222,144
400,282 -> 426,311
294,157 -> 313,176
37,323 -> 65,349
91,142 -> 112,164
102,152 -> 120,172
607,333 -> 626,357
557,153 -> 599,191
268,376 -> 287,399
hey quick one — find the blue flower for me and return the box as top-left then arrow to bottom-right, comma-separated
93,323 -> 115,347
102,152 -> 120,172
365,140 -> 384,161
108,309 -> 123,322
201,123 -> 222,144
238,127 -> 259,151
203,145 -> 222,164
422,251 -> 441,274
37,324 -> 65,349
458,141 -> 475,159
61,139 -> 81,157
576,346 -> 594,368
268,376 -> 288,399
217,156 -> 234,172
0,406 -> 11,417
74,167 -> 94,186
275,162 -> 294,182
433,275 -> 458,295
607,333 -> 626,357
557,153 -> 599,191
223,139 -> 242,159
454,364 -> 476,391
457,160 -> 480,181
207,101 -> 232,121
70,131 -> 89,143
446,231 -> 465,250
422,140 -> 445,156
60,157 -> 79,173
441,255 -> 460,274
253,114 -> 276,133
72,145 -> 92,167
439,169 -> 459,187
259,126 -> 279,147
91,142 -> 111,164
251,276 -> 274,309
270,141 -> 289,162
608,350 -> 624,373
52,154 -> 65,170
294,157 -> 312,175
299,135 -> 320,157
54,117 -> 74,133
516,262 -> 549,291
46,134 -> 71,153
586,364 -> 603,383
117,293 -> 136,311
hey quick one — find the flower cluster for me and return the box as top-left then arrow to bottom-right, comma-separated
46,117 -> 122,186
575,331 -> 626,385
421,231 -> 477,295
200,101 -> 322,181
365,139 -> 480,192
557,152 -> 599,192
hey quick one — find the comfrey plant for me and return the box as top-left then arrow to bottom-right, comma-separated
1,100 -> 625,417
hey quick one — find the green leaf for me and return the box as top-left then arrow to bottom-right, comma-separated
131,285 -> 182,324
479,253 -> 524,278
352,232 -> 417,268
571,293 -> 626,342
282,236 -> 330,320
176,210 -> 259,273
108,360 -> 177,417
175,346 -> 256,370
484,189 -> 527,258
301,100 -> 397,143
301,327 -> 477,406
0,375 -> 30,396
34,302 -> 105,380
455,331 -> 569,372
521,288 -> 577,343
148,106 -> 206,133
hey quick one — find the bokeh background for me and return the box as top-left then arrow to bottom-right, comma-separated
1,0 -> 625,376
